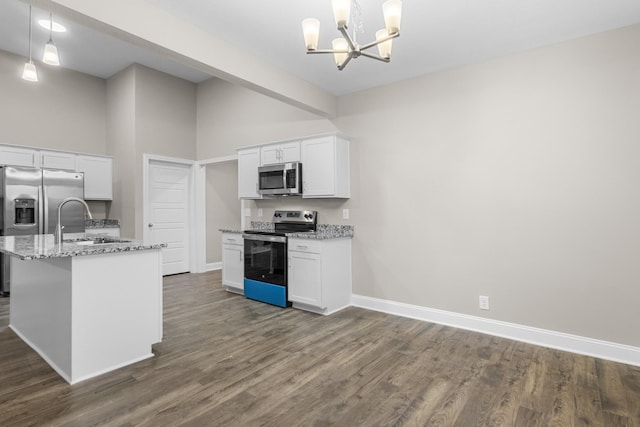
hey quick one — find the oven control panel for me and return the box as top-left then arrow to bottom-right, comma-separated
273,210 -> 317,224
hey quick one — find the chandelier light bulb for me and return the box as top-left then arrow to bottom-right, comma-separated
302,18 -> 320,51
383,0 -> 403,34
376,29 -> 393,59
332,38 -> 349,66
332,0 -> 351,28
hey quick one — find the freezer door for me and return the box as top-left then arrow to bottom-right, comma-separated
1,166 -> 41,236
43,169 -> 86,234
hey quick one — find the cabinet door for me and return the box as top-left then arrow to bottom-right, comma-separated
260,145 -> 281,165
41,150 -> 76,170
288,251 -> 322,307
238,148 -> 262,199
279,141 -> 301,163
222,243 -> 244,290
261,142 -> 300,165
76,155 -> 113,200
301,136 -> 336,197
0,146 -> 39,168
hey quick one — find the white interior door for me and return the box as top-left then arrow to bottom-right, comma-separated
147,160 -> 191,276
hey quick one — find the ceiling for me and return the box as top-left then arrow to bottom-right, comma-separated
1,0 -> 640,96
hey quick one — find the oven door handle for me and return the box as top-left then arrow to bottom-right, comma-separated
242,234 -> 287,244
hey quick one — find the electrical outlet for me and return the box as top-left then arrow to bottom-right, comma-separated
479,296 -> 490,310
343,209 -> 349,219
258,208 -> 263,217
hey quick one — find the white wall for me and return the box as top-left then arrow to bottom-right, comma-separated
336,24 -> 640,347
0,50 -> 106,153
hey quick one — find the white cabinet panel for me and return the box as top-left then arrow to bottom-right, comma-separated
288,251 -> 322,307
260,141 -> 300,165
76,155 -> 113,200
237,148 -> 262,199
288,237 -> 352,315
222,233 -> 244,291
0,146 -> 39,168
41,151 -> 76,171
301,135 -> 350,198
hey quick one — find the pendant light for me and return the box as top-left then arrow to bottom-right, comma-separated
22,5 -> 38,82
42,13 -> 60,66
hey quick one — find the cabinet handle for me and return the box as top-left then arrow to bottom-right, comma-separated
296,245 -> 309,249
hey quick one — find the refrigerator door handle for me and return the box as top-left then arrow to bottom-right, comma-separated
42,184 -> 48,235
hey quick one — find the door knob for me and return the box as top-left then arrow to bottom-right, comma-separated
148,223 -> 154,228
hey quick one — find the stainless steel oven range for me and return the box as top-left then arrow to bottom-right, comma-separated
242,210 -> 317,307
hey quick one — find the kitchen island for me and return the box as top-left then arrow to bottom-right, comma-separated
0,234 -> 166,384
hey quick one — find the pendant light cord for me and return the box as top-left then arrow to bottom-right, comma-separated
28,5 -> 32,61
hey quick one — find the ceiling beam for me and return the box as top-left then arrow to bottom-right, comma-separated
27,0 -> 338,118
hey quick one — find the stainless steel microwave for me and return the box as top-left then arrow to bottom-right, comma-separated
258,162 -> 302,196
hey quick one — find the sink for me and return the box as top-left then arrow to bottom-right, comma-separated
64,237 -> 132,245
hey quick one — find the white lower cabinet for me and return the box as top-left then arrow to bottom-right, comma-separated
288,237 -> 351,315
222,233 -> 244,293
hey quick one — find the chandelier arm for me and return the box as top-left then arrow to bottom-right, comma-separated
338,26 -> 358,52
359,51 -> 391,63
360,31 -> 399,51
337,54 -> 353,70
306,49 -> 349,54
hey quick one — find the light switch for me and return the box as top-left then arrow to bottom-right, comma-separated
244,208 -> 251,217
343,209 -> 349,219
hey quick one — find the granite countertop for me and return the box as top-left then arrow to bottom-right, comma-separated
0,233 -> 166,261
85,219 -> 120,229
220,223 -> 354,240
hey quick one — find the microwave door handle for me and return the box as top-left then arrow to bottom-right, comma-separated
39,185 -> 45,234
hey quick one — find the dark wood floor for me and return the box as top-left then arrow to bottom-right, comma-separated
0,271 -> 639,426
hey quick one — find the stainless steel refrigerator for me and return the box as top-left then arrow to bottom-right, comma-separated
0,166 -> 86,296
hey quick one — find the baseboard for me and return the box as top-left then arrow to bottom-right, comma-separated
351,294 -> 640,367
206,262 -> 222,271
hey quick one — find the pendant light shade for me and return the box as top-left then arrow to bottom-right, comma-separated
302,18 -> 320,51
22,5 -> 38,82
332,0 -> 351,28
42,13 -> 60,66
22,60 -> 38,82
383,0 -> 403,34
332,38 -> 349,67
43,41 -> 60,66
375,29 -> 393,59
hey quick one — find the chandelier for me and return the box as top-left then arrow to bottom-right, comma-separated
302,0 -> 403,70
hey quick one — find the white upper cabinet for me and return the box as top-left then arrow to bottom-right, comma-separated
40,150 -> 77,171
237,147 -> 262,199
0,146 -> 39,168
301,135 -> 350,198
76,155 -> 113,200
260,141 -> 300,165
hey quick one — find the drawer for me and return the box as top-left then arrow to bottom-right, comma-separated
222,233 -> 243,245
288,238 -> 321,254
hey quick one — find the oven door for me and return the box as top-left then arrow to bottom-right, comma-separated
243,234 -> 287,286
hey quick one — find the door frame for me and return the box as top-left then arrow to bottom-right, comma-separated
143,154 -> 205,274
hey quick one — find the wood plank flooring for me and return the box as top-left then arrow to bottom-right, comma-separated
0,270 -> 639,426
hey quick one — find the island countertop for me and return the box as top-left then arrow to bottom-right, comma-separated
0,233 -> 166,260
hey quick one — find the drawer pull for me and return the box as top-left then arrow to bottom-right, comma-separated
296,245 -> 309,249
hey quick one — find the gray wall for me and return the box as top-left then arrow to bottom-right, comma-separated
335,25 -> 640,347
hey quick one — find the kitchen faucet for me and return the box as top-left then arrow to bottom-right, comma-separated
54,197 -> 93,245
